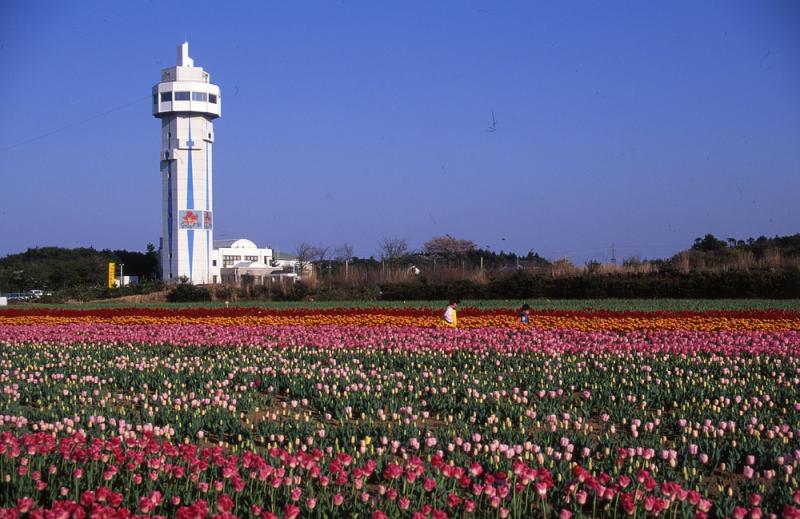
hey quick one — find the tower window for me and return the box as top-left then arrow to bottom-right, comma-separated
152,94 -> 157,105
175,91 -> 190,101
160,92 -> 172,102
209,94 -> 217,104
192,92 -> 207,102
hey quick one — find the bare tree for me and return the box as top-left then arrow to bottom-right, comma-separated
295,242 -> 316,276
310,244 -> 331,278
335,242 -> 354,262
379,237 -> 409,263
310,244 -> 329,263
334,242 -> 355,281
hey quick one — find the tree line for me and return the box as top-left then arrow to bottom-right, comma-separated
0,233 -> 797,300
0,245 -> 160,294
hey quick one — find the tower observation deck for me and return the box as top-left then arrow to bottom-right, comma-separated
153,42 -> 221,284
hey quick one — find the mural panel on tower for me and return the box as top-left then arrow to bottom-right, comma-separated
179,210 -> 202,229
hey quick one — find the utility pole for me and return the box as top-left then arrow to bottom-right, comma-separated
345,260 -> 349,281
611,243 -> 617,265
480,256 -> 484,274
119,263 -> 125,288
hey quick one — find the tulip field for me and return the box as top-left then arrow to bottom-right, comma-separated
0,306 -> 799,518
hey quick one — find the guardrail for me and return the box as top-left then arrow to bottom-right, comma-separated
0,292 -> 42,301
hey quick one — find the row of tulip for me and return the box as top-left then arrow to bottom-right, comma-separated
1,306 -> 799,331
4,308 -> 799,318
5,429 -> 793,519
0,323 -> 798,354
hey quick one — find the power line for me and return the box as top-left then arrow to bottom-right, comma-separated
0,95 -> 149,152
614,244 -> 686,249
538,245 -> 614,256
538,243 -> 686,258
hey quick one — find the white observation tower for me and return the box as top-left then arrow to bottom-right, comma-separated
153,42 -> 221,284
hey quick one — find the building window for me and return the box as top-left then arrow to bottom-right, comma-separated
160,92 -> 172,102
223,255 -> 241,267
209,94 -> 217,104
192,92 -> 207,102
175,91 -> 190,101
212,260 -> 217,266
152,94 -> 157,105
244,255 -> 258,262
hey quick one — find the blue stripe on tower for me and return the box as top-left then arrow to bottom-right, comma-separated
167,161 -> 173,279
187,230 -> 194,280
187,119 -> 194,278
187,120 -> 194,210
206,145 -> 209,279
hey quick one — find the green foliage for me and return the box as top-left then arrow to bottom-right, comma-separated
166,280 -> 211,302
0,245 -> 159,293
271,281 -> 312,301
686,233 -> 800,261
692,234 -> 728,252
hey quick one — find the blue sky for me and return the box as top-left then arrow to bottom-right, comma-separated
0,1 -> 798,262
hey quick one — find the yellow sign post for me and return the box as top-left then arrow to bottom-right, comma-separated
108,262 -> 116,288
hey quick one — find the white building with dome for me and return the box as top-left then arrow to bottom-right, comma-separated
210,239 -> 298,285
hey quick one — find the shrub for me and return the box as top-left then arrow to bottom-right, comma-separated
379,270 -> 800,300
166,282 -> 211,302
272,281 -> 312,302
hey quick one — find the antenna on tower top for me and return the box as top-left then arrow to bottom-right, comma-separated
177,41 -> 193,67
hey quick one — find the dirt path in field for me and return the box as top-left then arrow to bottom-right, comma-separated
82,290 -> 169,304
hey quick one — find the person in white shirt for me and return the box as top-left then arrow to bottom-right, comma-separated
443,299 -> 459,327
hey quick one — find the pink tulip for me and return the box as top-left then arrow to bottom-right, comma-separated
283,504 -> 300,519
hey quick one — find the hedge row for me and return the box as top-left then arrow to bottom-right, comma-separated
379,270 -> 800,300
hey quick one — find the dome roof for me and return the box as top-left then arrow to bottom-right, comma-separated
214,238 -> 258,249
